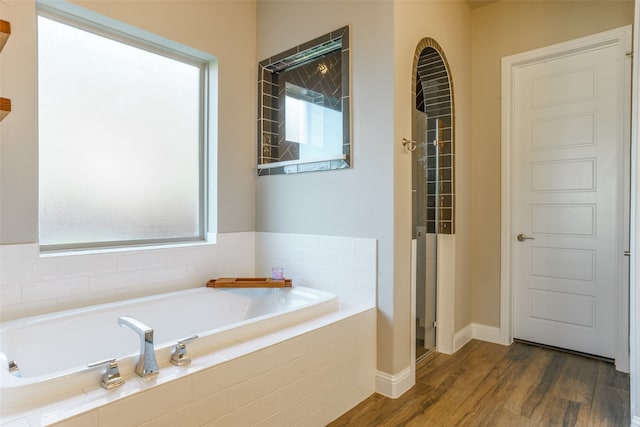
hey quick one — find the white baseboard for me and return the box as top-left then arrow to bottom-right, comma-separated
454,323 -> 473,352
471,323 -> 505,345
375,367 -> 414,398
450,323 -> 508,349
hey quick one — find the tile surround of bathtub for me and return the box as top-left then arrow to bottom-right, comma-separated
0,233 -> 256,322
0,305 -> 375,427
0,232 -> 377,322
255,232 -> 377,307
0,232 -> 377,425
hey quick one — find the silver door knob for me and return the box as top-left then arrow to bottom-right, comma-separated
517,233 -> 535,242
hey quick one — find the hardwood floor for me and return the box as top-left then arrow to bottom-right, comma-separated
328,340 -> 630,426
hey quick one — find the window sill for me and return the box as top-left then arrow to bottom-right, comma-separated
39,233 -> 218,258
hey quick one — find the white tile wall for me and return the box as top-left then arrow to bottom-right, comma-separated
0,233 -> 255,322
256,232 -> 377,306
0,232 -> 378,426
39,307 -> 376,427
0,232 -> 376,321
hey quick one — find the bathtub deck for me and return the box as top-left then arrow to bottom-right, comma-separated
0,301 -> 376,427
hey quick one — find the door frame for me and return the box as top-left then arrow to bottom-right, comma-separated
500,25 -> 632,372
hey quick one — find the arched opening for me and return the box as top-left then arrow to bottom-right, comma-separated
411,38 -> 454,361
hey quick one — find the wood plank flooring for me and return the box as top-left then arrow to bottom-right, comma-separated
328,340 -> 630,426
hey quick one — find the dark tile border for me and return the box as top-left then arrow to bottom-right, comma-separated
411,38 -> 455,234
257,26 -> 351,176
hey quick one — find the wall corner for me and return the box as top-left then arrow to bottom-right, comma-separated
375,366 -> 414,399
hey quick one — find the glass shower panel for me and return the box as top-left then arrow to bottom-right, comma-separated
413,105 -> 437,360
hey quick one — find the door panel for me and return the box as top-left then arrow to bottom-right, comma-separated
512,42 -> 623,358
531,113 -> 595,149
530,247 -> 594,282
529,289 -> 595,327
531,159 -> 595,191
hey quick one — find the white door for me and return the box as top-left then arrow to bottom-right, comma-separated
511,29 -> 630,359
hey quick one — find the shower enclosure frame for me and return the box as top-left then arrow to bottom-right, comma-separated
410,37 -> 455,364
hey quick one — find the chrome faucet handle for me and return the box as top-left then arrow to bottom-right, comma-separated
88,358 -> 125,389
171,335 -> 199,366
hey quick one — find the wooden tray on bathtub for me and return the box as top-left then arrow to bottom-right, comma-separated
206,277 -> 292,288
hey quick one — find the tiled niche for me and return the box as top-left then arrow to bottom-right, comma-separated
412,38 -> 455,234
257,27 -> 351,175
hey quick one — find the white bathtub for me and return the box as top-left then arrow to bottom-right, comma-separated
0,286 -> 338,414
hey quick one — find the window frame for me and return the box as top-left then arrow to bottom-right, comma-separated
36,5 -> 210,252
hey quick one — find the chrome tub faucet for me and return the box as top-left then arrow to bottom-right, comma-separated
117,316 -> 159,378
88,358 -> 125,389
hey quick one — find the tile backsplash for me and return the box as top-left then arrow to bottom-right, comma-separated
413,39 -> 455,235
0,233 -> 255,322
0,232 -> 377,322
255,232 -> 377,307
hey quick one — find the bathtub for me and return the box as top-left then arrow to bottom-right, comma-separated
0,286 -> 338,415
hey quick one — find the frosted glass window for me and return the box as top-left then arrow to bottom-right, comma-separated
37,14 -> 205,248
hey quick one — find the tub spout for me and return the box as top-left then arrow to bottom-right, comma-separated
117,316 -> 159,378
8,360 -> 21,378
